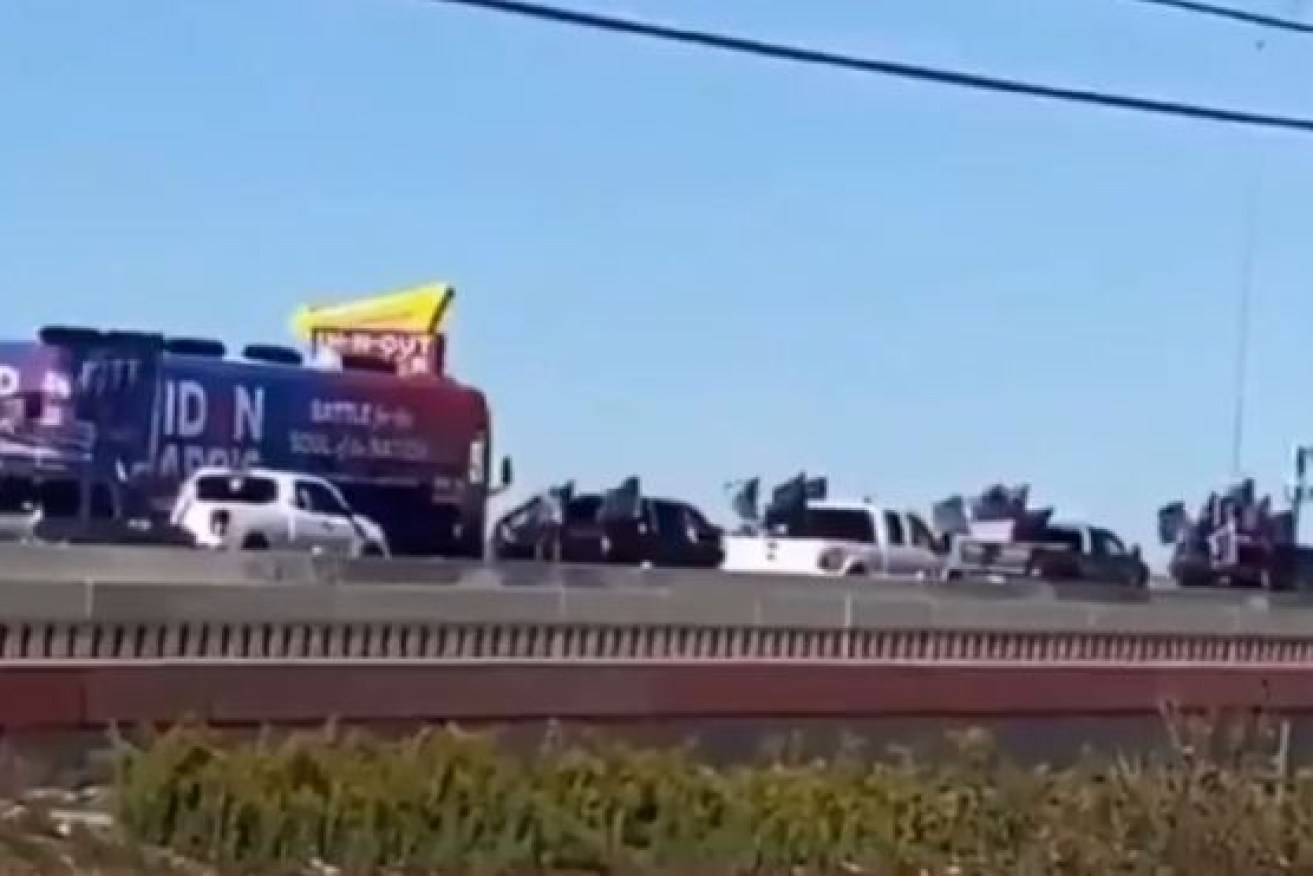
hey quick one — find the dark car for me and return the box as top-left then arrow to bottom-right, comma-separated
1022,525 -> 1150,588
949,528 -> 1148,588
492,477 -> 724,568
938,484 -> 1148,588
0,474 -> 196,546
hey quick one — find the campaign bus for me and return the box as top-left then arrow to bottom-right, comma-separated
0,286 -> 508,557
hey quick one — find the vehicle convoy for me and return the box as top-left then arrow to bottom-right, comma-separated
937,484 -> 1148,588
719,474 -> 943,578
0,284 -> 511,557
172,466 -> 389,556
491,477 -> 724,568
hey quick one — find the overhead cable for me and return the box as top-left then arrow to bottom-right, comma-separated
425,0 -> 1313,134
1118,0 -> 1313,35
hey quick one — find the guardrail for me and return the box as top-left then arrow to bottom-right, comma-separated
2,563 -> 1313,734
2,620 -> 1313,663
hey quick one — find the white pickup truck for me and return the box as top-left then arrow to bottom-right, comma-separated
171,466 -> 390,556
721,498 -> 944,577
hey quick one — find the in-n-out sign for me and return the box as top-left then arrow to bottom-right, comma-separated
311,329 -> 444,376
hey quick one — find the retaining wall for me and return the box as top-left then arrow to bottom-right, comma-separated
0,661 -> 1304,730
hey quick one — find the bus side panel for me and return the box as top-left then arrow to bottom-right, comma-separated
154,358 -> 479,477
0,342 -> 160,482
0,343 -> 90,474
152,357 -> 488,554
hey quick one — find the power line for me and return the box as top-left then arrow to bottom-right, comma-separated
1119,0 -> 1313,35
425,0 -> 1313,134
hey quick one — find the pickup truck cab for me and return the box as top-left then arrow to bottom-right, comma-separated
491,477 -> 724,568
171,466 -> 389,556
722,498 -> 943,577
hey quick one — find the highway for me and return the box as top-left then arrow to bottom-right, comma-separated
0,543 -> 1197,594
0,543 -> 1311,760
0,544 -> 1305,640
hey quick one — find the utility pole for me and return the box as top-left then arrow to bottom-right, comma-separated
1228,22 -> 1277,478
1229,167 -> 1260,478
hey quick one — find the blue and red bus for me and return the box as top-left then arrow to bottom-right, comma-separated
0,327 -> 509,557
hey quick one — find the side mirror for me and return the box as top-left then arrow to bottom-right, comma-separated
1131,543 -> 1142,560
499,456 -> 513,489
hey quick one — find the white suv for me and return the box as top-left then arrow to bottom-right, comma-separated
171,466 -> 389,556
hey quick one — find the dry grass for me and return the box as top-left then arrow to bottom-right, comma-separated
101,710 -> 1313,875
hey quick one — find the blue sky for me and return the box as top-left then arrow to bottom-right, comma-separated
4,0 -> 1313,555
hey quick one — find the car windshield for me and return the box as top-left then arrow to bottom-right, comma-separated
195,475 -> 277,504
683,504 -> 716,534
1091,527 -> 1127,556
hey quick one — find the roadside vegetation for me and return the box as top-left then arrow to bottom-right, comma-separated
92,710 -> 1313,875
0,712 -> 1306,874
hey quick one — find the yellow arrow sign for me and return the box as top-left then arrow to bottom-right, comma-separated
290,281 -> 454,340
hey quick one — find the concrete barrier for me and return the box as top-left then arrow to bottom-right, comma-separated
0,544 -> 317,585
0,577 -> 1305,638
7,544 -> 1313,638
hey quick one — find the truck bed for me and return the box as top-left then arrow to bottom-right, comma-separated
947,538 -> 1076,580
722,534 -> 850,575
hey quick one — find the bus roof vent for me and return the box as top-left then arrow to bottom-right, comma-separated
242,344 -> 303,366
165,337 -> 227,358
39,325 -> 105,347
102,330 -> 165,351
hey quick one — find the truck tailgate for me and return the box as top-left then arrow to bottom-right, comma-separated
952,539 -> 1036,575
722,535 -> 857,575
951,539 -> 1075,577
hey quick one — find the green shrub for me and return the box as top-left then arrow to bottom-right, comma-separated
110,713 -> 1313,875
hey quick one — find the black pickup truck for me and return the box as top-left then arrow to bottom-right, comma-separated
491,477 -> 724,568
947,521 -> 1149,588
934,486 -> 1148,588
0,474 -> 194,546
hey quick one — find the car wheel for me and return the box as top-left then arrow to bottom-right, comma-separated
845,564 -> 868,577
241,534 -> 270,551
361,542 -> 385,558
